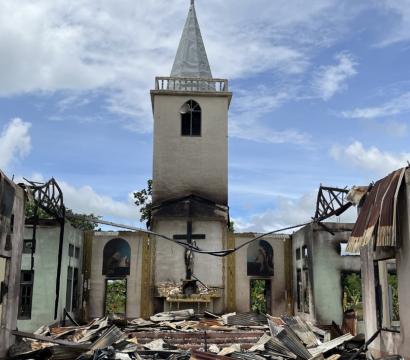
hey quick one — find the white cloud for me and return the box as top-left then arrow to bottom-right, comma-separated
342,92 -> 410,119
230,88 -> 312,145
330,141 -> 410,175
377,0 -> 410,46
0,0 -> 365,132
0,118 -> 32,170
313,52 -> 357,100
384,121 -> 408,137
365,120 -> 408,138
230,123 -> 311,145
59,181 -> 137,221
234,191 -> 357,233
18,172 -> 139,223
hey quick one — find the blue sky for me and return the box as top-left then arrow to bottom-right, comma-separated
1,0 -> 410,232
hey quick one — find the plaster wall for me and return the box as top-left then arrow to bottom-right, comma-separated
292,224 -> 315,322
151,93 -> 230,205
292,223 -> 360,325
361,169 -> 410,358
396,170 -> 410,358
18,221 -> 83,332
234,234 -> 289,316
0,257 -> 5,328
153,219 -> 225,287
0,183 -> 25,359
88,231 -> 144,319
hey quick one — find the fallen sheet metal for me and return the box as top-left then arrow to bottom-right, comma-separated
151,309 -> 195,322
90,325 -> 125,350
9,313 -> 360,360
281,315 -> 321,348
268,320 -> 312,360
225,313 -> 267,326
308,333 -> 354,357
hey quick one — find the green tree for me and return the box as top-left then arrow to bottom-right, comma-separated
250,280 -> 267,314
388,273 -> 400,321
65,209 -> 99,231
228,220 -> 235,233
342,272 -> 363,319
105,280 -> 127,315
133,179 -> 152,227
25,201 -> 50,219
25,201 -> 98,231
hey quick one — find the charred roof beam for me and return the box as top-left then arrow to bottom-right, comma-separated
313,185 -> 352,225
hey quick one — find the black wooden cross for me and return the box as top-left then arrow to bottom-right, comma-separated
172,221 -> 206,242
173,220 -> 205,280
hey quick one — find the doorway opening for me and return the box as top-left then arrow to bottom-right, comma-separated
341,271 -> 363,320
250,279 -> 271,314
375,259 -> 399,330
104,278 -> 127,316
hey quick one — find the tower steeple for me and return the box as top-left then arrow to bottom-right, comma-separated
170,1 -> 212,79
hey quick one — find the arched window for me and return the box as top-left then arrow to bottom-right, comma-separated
102,238 -> 131,276
180,100 -> 201,136
247,239 -> 274,276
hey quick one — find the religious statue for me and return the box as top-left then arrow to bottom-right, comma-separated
184,240 -> 196,280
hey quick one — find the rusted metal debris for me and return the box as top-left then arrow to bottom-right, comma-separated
8,311 -> 362,360
347,168 -> 406,252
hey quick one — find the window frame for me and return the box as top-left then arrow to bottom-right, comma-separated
68,244 -> 74,257
302,245 -> 308,258
375,258 -> 400,331
72,268 -> 79,311
297,268 -> 302,312
18,270 -> 34,320
296,247 -> 301,260
303,268 -> 310,313
66,266 -> 73,312
180,100 -> 202,137
65,266 -> 80,313
23,239 -> 35,254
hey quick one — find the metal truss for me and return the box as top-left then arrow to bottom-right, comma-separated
314,185 -> 352,223
24,177 -> 66,320
24,177 -> 65,219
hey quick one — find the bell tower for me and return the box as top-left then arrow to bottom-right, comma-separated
151,0 -> 232,206
149,0 -> 232,314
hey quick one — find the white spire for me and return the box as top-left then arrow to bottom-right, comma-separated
170,1 -> 212,79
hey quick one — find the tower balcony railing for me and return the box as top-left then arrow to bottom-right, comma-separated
155,77 -> 229,92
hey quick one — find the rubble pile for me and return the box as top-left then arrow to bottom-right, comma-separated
156,282 -> 221,299
8,311 -> 362,360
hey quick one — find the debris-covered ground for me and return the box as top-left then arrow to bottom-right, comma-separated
8,310 -> 365,360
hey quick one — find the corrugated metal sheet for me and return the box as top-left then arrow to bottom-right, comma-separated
281,315 -> 320,348
268,320 -> 312,360
191,350 -> 233,360
308,334 -> 353,357
226,313 -> 267,326
90,325 -> 125,350
347,167 -> 406,252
